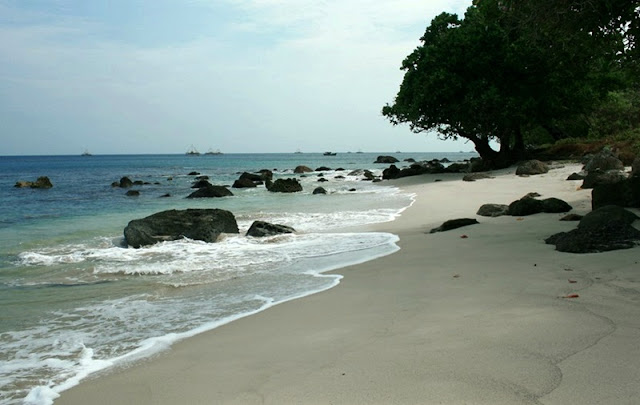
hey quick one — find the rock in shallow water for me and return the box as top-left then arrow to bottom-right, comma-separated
124,209 -> 239,248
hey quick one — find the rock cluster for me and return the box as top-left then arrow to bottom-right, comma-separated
266,178 -> 303,193
545,205 -> 640,253
15,176 -> 53,189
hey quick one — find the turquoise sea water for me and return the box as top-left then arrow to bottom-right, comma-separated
0,152 -> 476,404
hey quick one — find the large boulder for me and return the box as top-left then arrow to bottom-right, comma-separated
382,165 -> 401,180
507,196 -> 572,216
238,172 -> 265,183
545,205 -> 640,253
246,221 -> 295,237
541,197 -> 573,213
375,155 -> 399,164
581,169 -> 627,189
232,177 -> 258,188
294,165 -> 313,174
313,187 -> 327,195
15,176 -> 53,189
266,178 -> 302,193
429,218 -> 479,233
591,175 -> 640,209
476,204 -> 509,217
186,185 -> 233,198
507,197 -> 545,216
124,209 -> 239,248
583,147 -> 624,172
112,176 -> 133,188
515,160 -> 549,176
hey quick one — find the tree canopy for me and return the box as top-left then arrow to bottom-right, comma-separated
383,0 -> 638,168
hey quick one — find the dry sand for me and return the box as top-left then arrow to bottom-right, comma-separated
56,163 -> 640,404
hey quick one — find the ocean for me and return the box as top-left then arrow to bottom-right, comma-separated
0,152 -> 476,404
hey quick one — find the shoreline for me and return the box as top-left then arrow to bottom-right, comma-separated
56,163 -> 640,404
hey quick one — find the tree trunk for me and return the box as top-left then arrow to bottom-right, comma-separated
469,135 -> 514,170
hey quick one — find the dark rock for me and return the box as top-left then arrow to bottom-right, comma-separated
541,198 -> 573,213
476,204 -> 509,217
463,173 -> 492,182
567,172 -> 586,181
188,171 -> 200,176
545,205 -> 640,253
160,193 -> 171,198
315,166 -> 331,171
15,176 -> 53,189
591,174 -> 640,209
375,155 -> 399,164
507,196 -> 571,216
469,158 -> 486,172
560,213 -> 583,221
257,169 -> 273,181
125,190 -> 140,197
239,172 -> 264,183
313,187 -> 327,195
334,175 -> 345,179
187,185 -> 234,198
581,169 -> 627,189
516,160 -> 549,176
349,188 -> 357,192
294,165 -> 313,174
318,178 -> 328,182
446,162 -> 469,173
404,158 -> 416,163
382,165 -> 401,180
583,148 -> 624,172
507,198 -> 545,216
112,176 -> 133,188
363,170 -> 375,180
440,158 -> 451,163
124,209 -> 239,248
192,179 -> 213,189
133,180 -> 144,186
246,221 -> 295,237
632,156 -> 640,177
429,218 -> 479,233
232,178 -> 258,188
195,175 -> 209,181
266,178 -> 303,193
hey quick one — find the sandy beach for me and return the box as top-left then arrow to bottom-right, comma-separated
56,163 -> 640,405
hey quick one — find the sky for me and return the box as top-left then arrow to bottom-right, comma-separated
0,0 -> 474,155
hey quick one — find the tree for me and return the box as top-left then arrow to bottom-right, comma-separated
383,0 -> 633,168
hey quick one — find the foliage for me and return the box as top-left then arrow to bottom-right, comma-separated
383,0 -> 637,168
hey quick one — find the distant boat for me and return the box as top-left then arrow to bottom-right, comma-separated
186,145 -> 200,156
356,150 -> 364,154
323,152 -> 337,156
81,149 -> 92,156
294,149 -> 303,154
204,148 -> 223,155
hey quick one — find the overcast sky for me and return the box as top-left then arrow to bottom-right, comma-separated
1,0 -> 473,155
